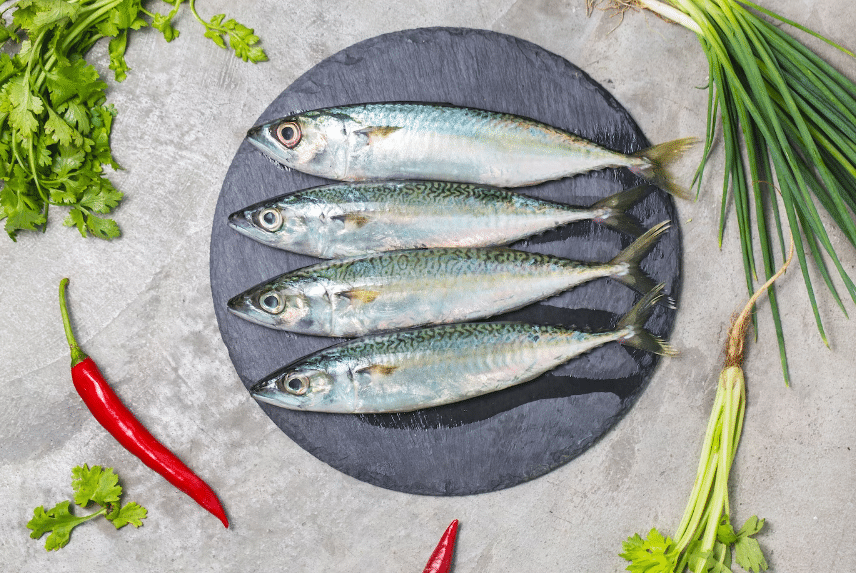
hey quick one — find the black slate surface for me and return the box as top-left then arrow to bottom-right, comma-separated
210,27 -> 681,496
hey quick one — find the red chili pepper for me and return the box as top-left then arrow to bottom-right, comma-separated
59,278 -> 229,528
422,520 -> 459,573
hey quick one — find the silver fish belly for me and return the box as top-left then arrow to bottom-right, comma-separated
228,181 -> 650,258
250,285 -> 675,413
226,221 -> 669,337
246,103 -> 695,194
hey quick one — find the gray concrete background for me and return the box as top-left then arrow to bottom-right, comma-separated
2,1 -> 854,571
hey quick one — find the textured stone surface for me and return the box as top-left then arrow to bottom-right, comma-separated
2,1 -> 854,571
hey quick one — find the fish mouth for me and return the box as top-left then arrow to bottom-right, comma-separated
227,209 -> 266,244
249,377 -> 277,402
245,123 -> 266,146
227,209 -> 252,233
245,122 -> 281,159
226,292 -> 277,328
250,376 -> 305,410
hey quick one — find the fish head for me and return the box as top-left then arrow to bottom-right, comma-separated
228,196 -> 316,254
246,111 -> 349,178
227,280 -> 329,335
251,364 -> 342,411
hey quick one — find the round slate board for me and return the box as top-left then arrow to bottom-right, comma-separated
210,27 -> 681,496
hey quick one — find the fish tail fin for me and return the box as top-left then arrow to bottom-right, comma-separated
616,284 -> 678,356
629,137 -> 699,200
590,185 -> 653,237
609,220 -> 674,306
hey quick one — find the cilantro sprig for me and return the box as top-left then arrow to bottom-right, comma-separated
27,464 -> 147,551
619,245 -> 796,572
0,0 -> 266,242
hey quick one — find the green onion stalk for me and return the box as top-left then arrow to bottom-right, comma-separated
591,0 -> 856,384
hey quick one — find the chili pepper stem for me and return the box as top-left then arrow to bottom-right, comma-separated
58,278 -> 88,368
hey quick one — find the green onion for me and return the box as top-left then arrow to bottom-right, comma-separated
592,0 -> 856,384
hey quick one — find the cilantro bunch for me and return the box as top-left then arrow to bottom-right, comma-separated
0,0 -> 266,241
27,464 -> 147,551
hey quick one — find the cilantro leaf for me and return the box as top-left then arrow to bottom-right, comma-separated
80,179 -> 123,213
3,193 -> 46,238
46,58 -> 106,107
151,12 -> 180,42
1,0 -> 266,242
61,100 -> 91,134
27,501 -> 100,551
107,30 -> 130,82
96,0 -> 144,37
28,464 -> 146,550
620,529 -> 677,573
64,206 -> 86,236
733,517 -> 768,572
190,4 -> 267,63
45,106 -> 81,146
72,464 -> 122,507
28,0 -> 82,35
108,501 -> 148,528
85,211 -> 121,239
3,75 -> 44,136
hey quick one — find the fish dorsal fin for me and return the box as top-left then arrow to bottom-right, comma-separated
354,125 -> 402,143
355,363 -> 398,376
331,213 -> 371,228
339,288 -> 381,304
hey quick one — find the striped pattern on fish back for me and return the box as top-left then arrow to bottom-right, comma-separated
327,103 -> 621,185
292,180 -> 562,215
303,322 -> 613,370
284,248 -> 594,286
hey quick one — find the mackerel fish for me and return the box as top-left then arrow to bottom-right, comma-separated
250,284 -> 676,413
228,181 -> 650,258
227,221 -> 671,337
246,103 -> 696,195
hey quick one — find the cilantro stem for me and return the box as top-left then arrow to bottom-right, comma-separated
72,506 -> 108,525
186,0 -> 206,27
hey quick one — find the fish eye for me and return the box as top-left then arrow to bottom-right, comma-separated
258,208 -> 283,232
280,373 -> 309,396
274,121 -> 301,148
259,291 -> 285,314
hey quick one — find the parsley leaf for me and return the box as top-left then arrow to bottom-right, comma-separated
27,464 -> 147,551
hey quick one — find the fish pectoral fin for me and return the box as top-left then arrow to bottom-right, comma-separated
331,213 -> 371,229
354,125 -> 402,144
355,363 -> 399,377
339,288 -> 381,304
